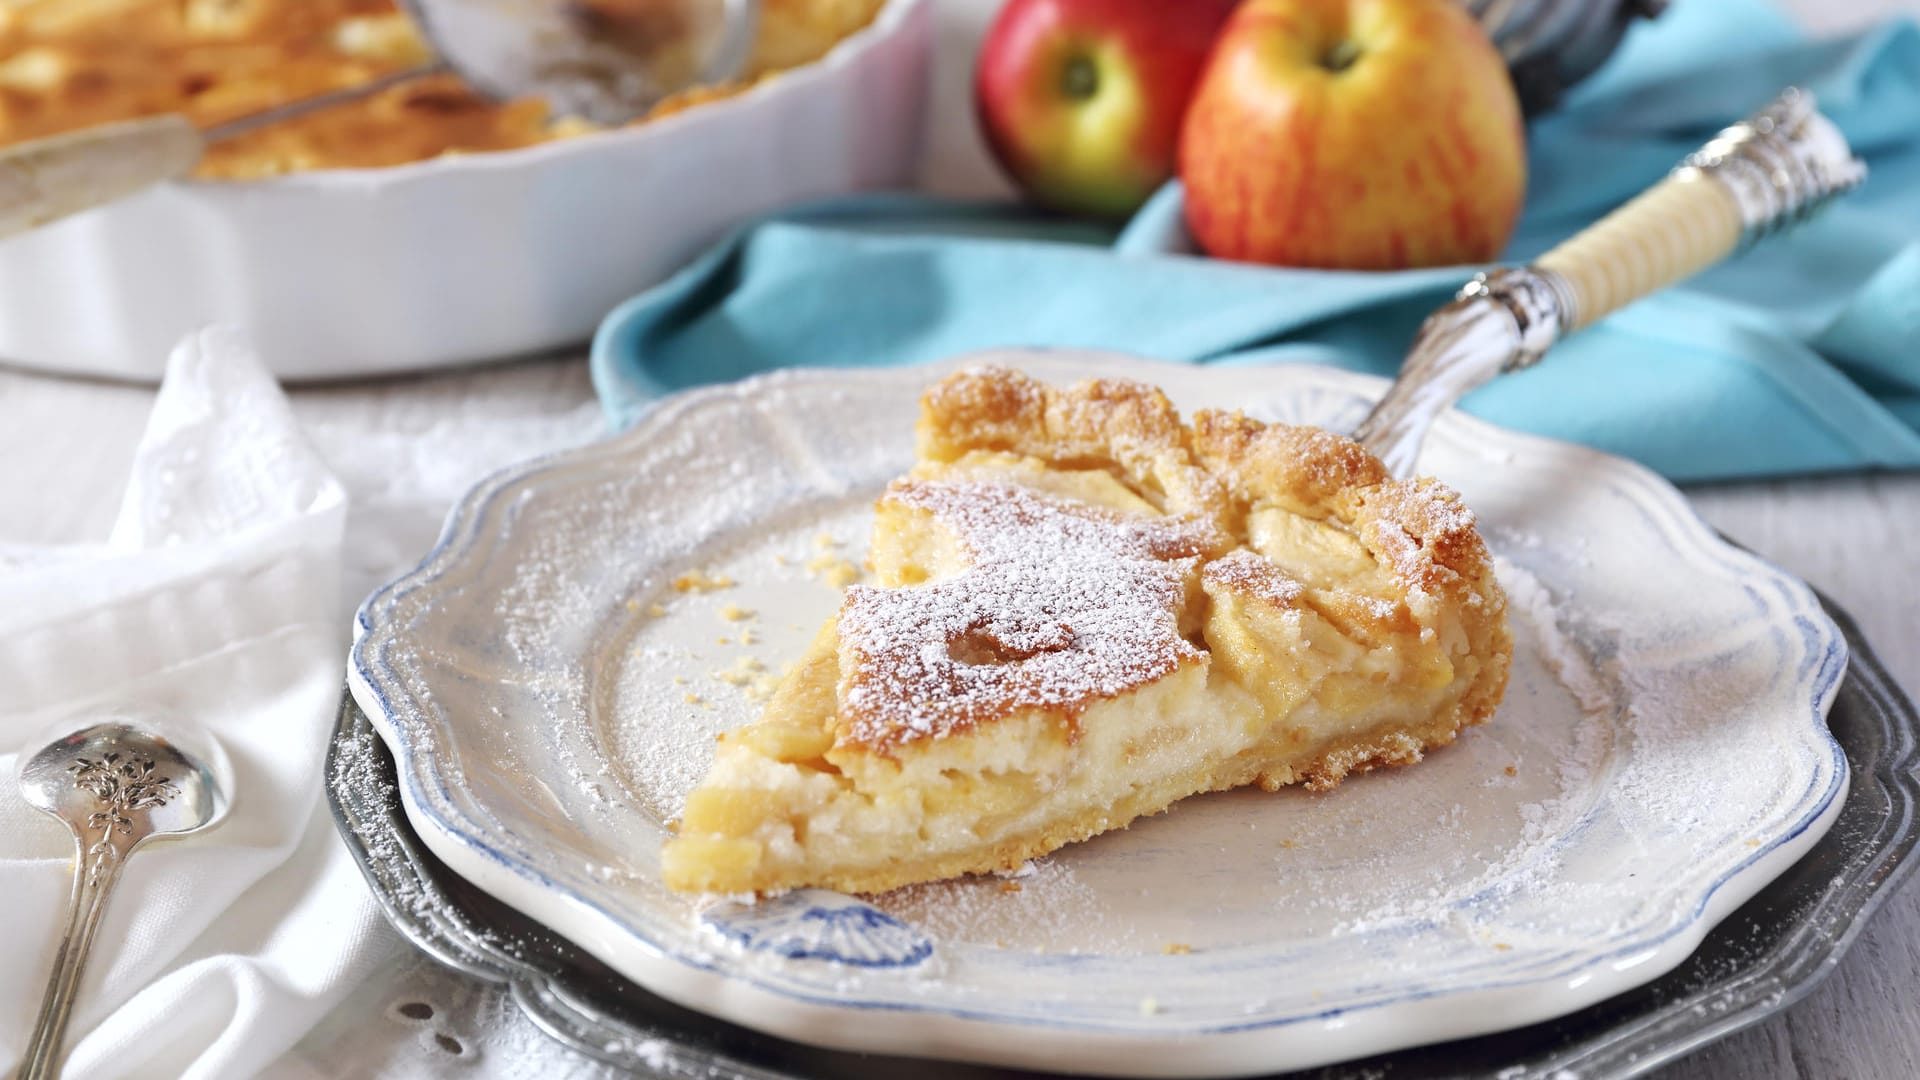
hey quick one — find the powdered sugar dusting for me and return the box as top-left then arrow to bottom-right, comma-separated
1202,548 -> 1306,606
1304,556 -> 1619,936
608,499 -> 878,821
876,856 -> 1131,953
1500,555 -> 1612,714
1366,483 -> 1479,592
838,481 -> 1220,747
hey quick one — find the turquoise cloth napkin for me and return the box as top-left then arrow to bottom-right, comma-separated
592,1 -> 1920,482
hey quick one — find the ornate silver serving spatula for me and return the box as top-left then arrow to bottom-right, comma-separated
1354,88 -> 1865,476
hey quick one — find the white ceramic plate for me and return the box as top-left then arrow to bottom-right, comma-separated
349,353 -> 1848,1078
0,0 -> 927,382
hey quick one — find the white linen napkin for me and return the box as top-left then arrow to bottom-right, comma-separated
0,328 -> 391,1079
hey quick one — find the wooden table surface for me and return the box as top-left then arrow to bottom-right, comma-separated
3,0 -> 1917,1075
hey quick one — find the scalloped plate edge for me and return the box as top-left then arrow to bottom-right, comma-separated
345,355 -> 1853,1076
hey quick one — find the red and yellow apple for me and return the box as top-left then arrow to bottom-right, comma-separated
1180,0 -> 1526,269
975,0 -> 1239,218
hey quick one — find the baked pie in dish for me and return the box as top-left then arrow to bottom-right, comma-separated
0,0 -> 887,178
663,367 -> 1512,895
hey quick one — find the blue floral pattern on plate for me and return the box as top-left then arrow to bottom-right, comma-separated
701,890 -> 934,968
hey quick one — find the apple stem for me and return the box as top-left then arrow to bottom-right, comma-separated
1321,39 -> 1362,74
1060,54 -> 1099,100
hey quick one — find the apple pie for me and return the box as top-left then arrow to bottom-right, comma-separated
0,0 -> 886,178
662,367 -> 1510,895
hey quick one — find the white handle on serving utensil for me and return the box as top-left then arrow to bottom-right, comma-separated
0,115 -> 205,241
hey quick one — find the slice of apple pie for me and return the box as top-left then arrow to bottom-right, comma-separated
662,367 -> 1510,895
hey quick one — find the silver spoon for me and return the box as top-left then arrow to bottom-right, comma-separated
0,0 -> 761,239
15,722 -> 224,1080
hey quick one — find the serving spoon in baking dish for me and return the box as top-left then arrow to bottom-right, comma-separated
0,0 -> 760,239
1352,87 -> 1865,477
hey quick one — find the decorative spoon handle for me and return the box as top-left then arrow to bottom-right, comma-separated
1354,87 -> 1867,477
16,723 -> 219,1080
16,830 -> 135,1080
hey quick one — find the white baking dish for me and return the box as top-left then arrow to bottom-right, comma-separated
0,0 -> 929,383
